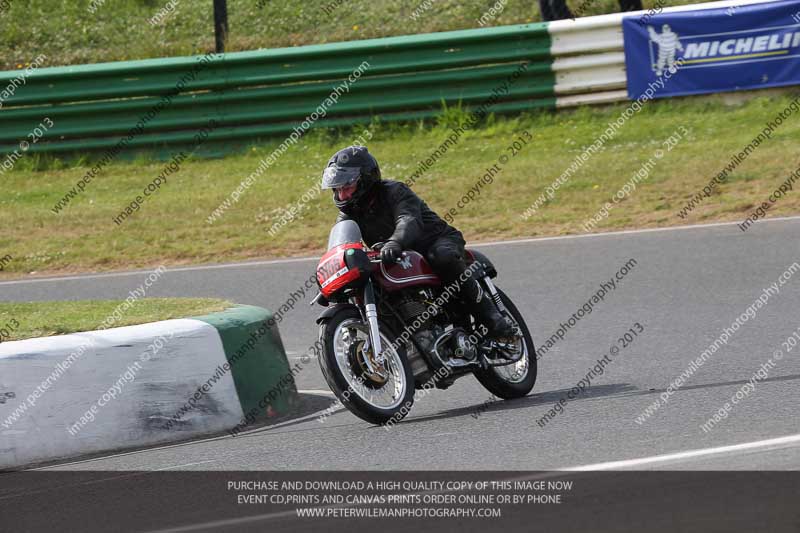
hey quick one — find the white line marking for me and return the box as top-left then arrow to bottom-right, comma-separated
474,215 -> 800,249
298,389 -> 335,396
0,257 -> 317,286
297,389 -> 333,395
562,433 -> 800,471
153,460 -> 216,471
30,392 -> 341,471
3,215 -> 799,286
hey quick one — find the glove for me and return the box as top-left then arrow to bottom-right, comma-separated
380,240 -> 402,265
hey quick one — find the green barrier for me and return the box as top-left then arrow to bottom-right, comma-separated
0,22 -> 555,156
193,305 -> 297,423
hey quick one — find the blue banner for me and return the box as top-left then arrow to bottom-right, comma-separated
623,1 -> 800,99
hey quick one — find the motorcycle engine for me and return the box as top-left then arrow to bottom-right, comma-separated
394,291 -> 441,377
395,291 -> 477,364
395,290 -> 436,325
445,330 -> 479,361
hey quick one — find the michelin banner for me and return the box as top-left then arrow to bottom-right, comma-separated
623,0 -> 800,99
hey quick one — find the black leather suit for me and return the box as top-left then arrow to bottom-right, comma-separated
335,179 -> 475,293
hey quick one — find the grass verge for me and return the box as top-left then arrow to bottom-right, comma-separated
0,299 -> 231,341
1,93 -> 799,278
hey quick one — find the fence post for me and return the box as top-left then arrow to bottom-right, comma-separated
213,0 -> 228,53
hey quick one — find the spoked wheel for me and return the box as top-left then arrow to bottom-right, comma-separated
474,288 -> 537,399
318,306 -> 415,425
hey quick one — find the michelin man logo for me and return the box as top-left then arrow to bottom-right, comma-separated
648,24 -> 684,75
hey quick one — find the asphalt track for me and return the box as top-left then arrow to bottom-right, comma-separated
2,217 -> 800,472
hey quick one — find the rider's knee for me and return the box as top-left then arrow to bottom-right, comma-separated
427,244 -> 461,270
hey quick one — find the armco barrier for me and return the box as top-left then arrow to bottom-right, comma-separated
0,24 -> 555,155
0,0 -> 777,156
0,305 -> 295,470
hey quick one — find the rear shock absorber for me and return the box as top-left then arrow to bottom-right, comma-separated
483,277 -> 503,307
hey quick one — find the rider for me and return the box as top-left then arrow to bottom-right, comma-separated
320,145 -> 513,339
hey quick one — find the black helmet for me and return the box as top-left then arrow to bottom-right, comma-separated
321,145 -> 381,210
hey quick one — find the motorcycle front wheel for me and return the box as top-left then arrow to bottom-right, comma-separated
318,306 -> 416,425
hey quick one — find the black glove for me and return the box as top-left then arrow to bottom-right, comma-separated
380,240 -> 402,265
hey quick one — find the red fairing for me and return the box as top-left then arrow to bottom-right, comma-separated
317,243 -> 364,298
373,250 -> 441,292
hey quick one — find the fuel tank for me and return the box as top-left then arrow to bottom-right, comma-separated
374,251 -> 441,292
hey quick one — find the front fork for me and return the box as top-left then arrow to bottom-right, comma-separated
360,280 -> 385,369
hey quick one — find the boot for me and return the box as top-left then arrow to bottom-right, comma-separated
461,279 -> 514,339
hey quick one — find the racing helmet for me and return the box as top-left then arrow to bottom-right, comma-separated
321,145 -> 381,210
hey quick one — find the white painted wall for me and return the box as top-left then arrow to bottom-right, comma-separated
0,319 -> 243,469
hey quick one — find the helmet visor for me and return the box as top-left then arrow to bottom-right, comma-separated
321,166 -> 361,190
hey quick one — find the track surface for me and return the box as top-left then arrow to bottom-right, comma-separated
2,218 -> 799,471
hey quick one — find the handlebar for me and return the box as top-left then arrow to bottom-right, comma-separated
368,249 -> 407,265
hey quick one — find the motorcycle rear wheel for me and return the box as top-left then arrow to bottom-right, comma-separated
474,288 -> 537,399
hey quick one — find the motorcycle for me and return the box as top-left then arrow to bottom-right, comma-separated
311,220 -> 536,425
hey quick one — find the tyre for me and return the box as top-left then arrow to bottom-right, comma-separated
318,306 -> 416,425
474,288 -> 537,399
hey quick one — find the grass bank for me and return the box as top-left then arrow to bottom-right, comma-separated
0,0 -> 696,70
0,299 -> 231,341
2,92 -> 799,278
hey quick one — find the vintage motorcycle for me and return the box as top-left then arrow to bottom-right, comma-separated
311,220 -> 536,424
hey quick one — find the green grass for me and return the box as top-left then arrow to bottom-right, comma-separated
0,298 -> 231,341
2,93 -> 799,278
0,0 -> 698,70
